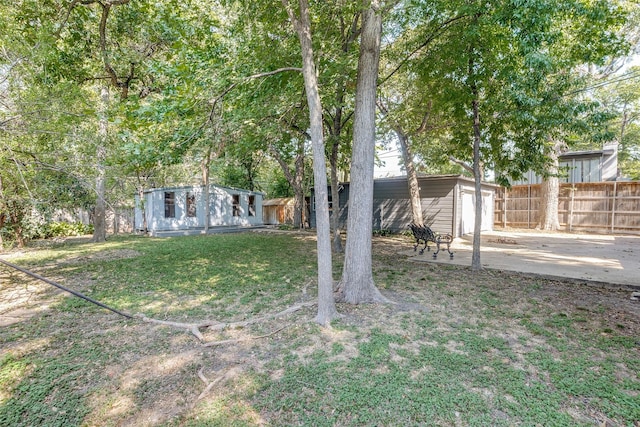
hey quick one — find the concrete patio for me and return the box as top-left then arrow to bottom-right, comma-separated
406,230 -> 640,290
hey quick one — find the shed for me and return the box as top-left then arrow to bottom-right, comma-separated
310,175 -> 497,238
134,184 -> 264,234
262,197 -> 311,226
263,197 -> 295,225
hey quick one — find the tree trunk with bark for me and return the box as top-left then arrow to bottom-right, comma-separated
8,207 -> 25,249
395,126 -> 423,225
336,1 -> 387,304
291,139 -> 305,229
92,85 -> 108,243
466,47 -> 483,272
329,140 -> 343,252
377,100 -> 429,226
0,175 -> 4,249
202,145 -> 212,233
283,0 -> 338,325
538,140 -> 565,231
326,13 -> 359,253
471,90 -> 483,272
269,139 -> 306,229
136,181 -> 147,233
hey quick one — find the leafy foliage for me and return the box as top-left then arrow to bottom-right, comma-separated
380,0 -> 630,183
2,0 -> 637,246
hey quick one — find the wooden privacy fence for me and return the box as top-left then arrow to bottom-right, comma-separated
494,181 -> 640,234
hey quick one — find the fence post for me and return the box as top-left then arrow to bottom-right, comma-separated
527,185 -> 531,229
611,181 -> 617,233
503,188 -> 507,228
569,185 -> 575,232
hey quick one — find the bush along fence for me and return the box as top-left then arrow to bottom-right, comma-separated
494,181 -> 640,235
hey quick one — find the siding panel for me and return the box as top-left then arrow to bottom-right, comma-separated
311,175 -> 494,237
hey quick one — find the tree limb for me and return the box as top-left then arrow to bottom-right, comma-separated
54,0 -> 98,39
379,14 -> 470,87
280,0 -> 301,33
135,300 -> 316,341
207,67 -> 303,123
415,100 -> 433,134
196,367 -> 241,400
202,326 -> 287,347
448,155 -> 474,174
98,2 -> 135,99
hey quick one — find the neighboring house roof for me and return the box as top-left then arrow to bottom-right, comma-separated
560,144 -> 617,158
560,149 -> 604,158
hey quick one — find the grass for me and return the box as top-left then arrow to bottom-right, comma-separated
0,231 -> 638,426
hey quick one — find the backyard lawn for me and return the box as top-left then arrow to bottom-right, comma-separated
0,232 -> 638,426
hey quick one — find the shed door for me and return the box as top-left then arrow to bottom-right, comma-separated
461,190 -> 494,235
461,192 -> 475,235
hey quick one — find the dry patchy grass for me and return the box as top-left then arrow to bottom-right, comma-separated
0,233 -> 638,426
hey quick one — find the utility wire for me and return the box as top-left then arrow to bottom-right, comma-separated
565,70 -> 640,96
583,70 -> 640,91
0,258 -> 134,319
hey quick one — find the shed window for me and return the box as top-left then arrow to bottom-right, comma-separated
164,192 -> 175,218
186,192 -> 196,217
232,194 -> 241,217
248,195 -> 256,217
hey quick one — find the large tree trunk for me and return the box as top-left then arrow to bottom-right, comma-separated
377,101 -> 425,225
292,138 -> 305,228
538,140 -> 564,231
467,48 -> 482,272
9,203 -> 25,249
92,85 -> 108,243
136,180 -> 147,233
395,127 -> 423,225
0,175 -> 4,249
202,145 -> 212,233
284,0 -> 338,325
328,12 -> 359,253
292,177 -> 304,229
336,1 -> 387,304
269,140 -> 305,228
539,176 -> 560,230
471,92 -> 483,271
329,140 -> 343,252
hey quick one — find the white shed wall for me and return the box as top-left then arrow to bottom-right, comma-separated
134,185 -> 263,232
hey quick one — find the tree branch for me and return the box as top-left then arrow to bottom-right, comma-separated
208,67 -> 303,119
136,300 -> 316,341
54,0 -> 98,38
202,326 -> 287,347
379,14 -> 470,87
415,100 -> 433,134
280,0 -> 301,33
448,155 -> 474,174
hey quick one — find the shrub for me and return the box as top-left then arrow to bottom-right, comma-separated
43,222 -> 94,238
277,224 -> 297,231
372,229 -> 393,236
